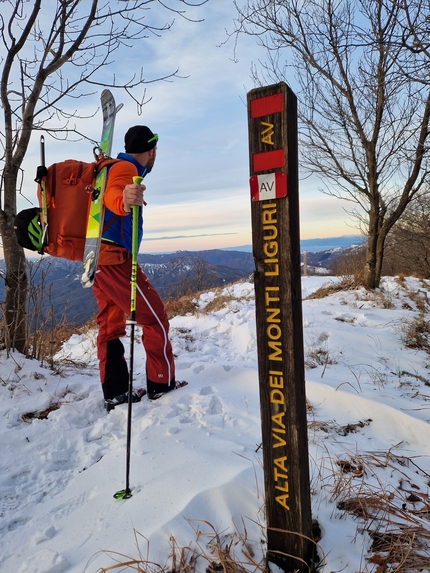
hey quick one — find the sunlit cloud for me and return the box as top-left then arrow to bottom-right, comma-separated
144,232 -> 237,242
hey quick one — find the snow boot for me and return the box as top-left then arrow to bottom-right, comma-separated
147,381 -> 188,401
105,388 -> 146,412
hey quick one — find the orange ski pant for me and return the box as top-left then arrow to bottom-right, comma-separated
92,259 -> 175,400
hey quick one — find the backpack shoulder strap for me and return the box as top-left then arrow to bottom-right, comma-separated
99,158 -> 126,233
95,157 -> 121,173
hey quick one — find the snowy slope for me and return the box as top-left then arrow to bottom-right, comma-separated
1,276 -> 430,573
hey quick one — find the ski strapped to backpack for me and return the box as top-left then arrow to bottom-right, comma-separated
81,90 -> 123,288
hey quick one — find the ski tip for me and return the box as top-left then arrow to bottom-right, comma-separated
113,489 -> 132,500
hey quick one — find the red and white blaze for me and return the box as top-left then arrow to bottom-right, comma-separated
250,171 -> 287,202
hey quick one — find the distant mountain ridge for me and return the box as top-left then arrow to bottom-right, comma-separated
222,235 -> 364,254
300,234 -> 364,252
0,237 -> 364,327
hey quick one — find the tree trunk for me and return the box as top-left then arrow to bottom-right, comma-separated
364,209 -> 388,289
364,217 -> 378,289
374,232 -> 387,288
0,176 -> 28,354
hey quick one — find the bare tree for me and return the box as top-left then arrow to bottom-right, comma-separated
190,256 -> 216,292
0,0 -> 205,353
233,0 -> 430,288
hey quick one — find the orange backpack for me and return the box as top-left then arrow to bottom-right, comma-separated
15,157 -> 119,261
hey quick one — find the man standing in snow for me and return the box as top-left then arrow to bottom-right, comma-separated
92,126 -> 185,411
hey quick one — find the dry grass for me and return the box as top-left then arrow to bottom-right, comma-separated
304,276 -> 367,300
305,346 -> 337,370
405,289 -> 428,313
305,279 -> 395,310
21,388 -> 76,421
354,289 -> 395,309
308,418 -> 372,437
401,313 -> 430,352
304,332 -> 339,372
89,523 -> 265,573
165,293 -> 199,320
326,449 -> 430,572
394,277 -> 429,313
39,315 -> 98,370
164,291 -> 235,320
165,287 -> 253,320
202,293 -> 237,314
89,519 -> 320,573
306,395 -> 430,572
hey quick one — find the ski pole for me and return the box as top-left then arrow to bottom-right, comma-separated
35,136 -> 48,246
114,175 -> 144,500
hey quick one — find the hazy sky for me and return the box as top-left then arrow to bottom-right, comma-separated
14,2 -> 357,254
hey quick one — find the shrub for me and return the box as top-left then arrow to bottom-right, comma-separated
401,313 -> 430,352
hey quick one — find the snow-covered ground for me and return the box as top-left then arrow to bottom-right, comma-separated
1,276 -> 430,573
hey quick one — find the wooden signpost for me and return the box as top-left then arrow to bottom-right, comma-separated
247,82 -> 313,572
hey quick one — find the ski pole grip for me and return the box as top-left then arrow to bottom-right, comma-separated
132,176 -> 147,206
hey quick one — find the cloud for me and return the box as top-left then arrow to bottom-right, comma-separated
143,232 -> 237,242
